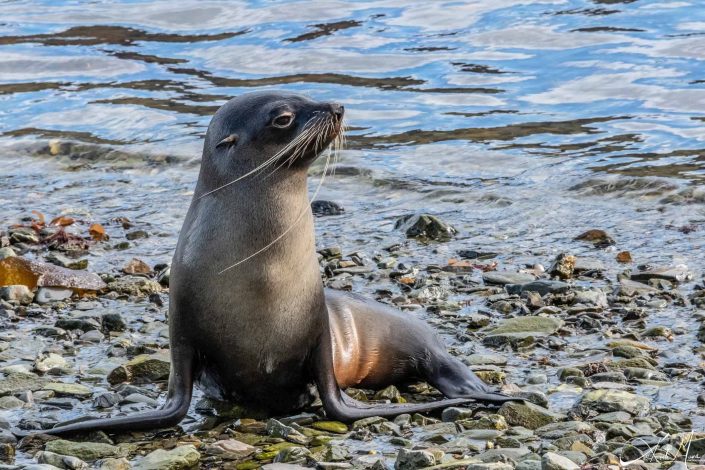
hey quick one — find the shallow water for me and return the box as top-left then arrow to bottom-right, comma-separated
1,0 -> 705,452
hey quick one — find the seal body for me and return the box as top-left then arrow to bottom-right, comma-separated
33,91 -> 515,436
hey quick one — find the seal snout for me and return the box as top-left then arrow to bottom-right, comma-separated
329,103 -> 344,123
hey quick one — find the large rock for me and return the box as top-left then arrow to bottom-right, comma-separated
36,450 -> 89,470
499,401 -> 566,430
133,445 -> 200,470
0,372 -> 47,396
578,389 -> 650,416
107,353 -> 170,385
0,285 -> 34,304
43,382 -> 92,398
395,214 -> 457,241
483,271 -> 535,286
483,316 -> 563,346
44,440 -> 120,461
0,256 -> 105,291
107,276 -> 161,296
505,280 -> 570,296
204,439 -> 255,459
395,448 -> 438,469
35,287 -> 73,304
266,419 -> 308,445
541,452 -> 579,470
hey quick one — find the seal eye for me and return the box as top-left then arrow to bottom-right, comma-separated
272,112 -> 295,128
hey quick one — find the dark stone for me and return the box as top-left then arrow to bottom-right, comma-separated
101,313 -> 126,332
311,200 -> 345,216
395,214 -> 457,241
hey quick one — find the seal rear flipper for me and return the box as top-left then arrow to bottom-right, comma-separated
314,329 -> 490,421
21,346 -> 195,437
424,353 -> 522,404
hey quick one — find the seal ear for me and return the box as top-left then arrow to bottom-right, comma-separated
216,134 -> 239,149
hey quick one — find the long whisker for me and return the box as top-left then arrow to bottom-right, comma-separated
218,148 -> 333,275
265,117 -> 324,178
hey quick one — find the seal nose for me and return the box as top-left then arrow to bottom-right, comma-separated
330,103 -> 344,123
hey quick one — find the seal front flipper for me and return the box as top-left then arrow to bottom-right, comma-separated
24,345 -> 195,436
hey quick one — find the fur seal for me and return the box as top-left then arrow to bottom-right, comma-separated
33,91 -> 514,435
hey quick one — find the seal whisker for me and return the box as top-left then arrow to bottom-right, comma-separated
218,145 -> 332,275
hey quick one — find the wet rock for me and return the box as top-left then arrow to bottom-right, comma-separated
261,464 -> 309,470
483,316 -> 563,346
441,407 -> 474,422
465,313 -> 491,329
55,317 -> 100,332
311,200 -> 345,216
42,382 -> 91,398
34,353 -> 68,373
0,396 -> 25,409
483,271 -> 535,286
156,266 -> 170,287
395,214 -> 457,241
101,313 -> 126,332
107,276 -> 161,296
616,279 -> 658,297
204,439 -> 255,459
0,372 -> 47,396
476,447 -> 530,463
318,247 -> 342,259
95,458 -> 131,470
573,257 -> 604,273
572,288 -> 607,307
125,230 -> 148,241
631,265 -> 691,283
322,445 -> 348,462
464,354 -> 507,366
541,452 -> 579,470
458,414 -> 508,431
0,442 -> 15,463
506,280 -> 570,296
578,389 -> 650,416
311,421 -> 348,434
122,258 -> 151,275
548,254 -> 575,280
0,285 -> 33,305
0,257 -> 105,292
499,401 -> 565,430
0,247 -> 16,260
373,385 -> 405,403
107,353 -> 170,385
535,421 -> 596,439
643,325 -> 672,339
266,419 -> 308,445
44,440 -> 120,462
574,230 -> 615,247
80,330 -> 104,343
352,416 -> 387,430
45,253 -> 88,270
9,227 -> 39,244
35,287 -> 73,304
36,450 -> 89,470
394,448 -> 437,469
94,392 -> 121,408
133,444 -> 200,470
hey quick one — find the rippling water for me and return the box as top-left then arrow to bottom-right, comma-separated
1,0 -> 705,432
